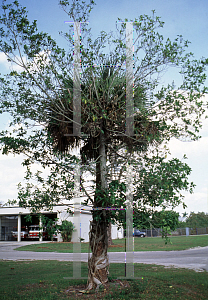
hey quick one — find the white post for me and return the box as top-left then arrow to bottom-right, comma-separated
126,22 -> 134,136
57,211 -> 62,242
71,21 -> 82,279
73,147 -> 81,278
126,163 -> 134,278
73,21 -> 81,136
39,215 -> 43,242
17,214 -> 21,242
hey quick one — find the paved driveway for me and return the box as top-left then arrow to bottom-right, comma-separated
0,242 -> 208,272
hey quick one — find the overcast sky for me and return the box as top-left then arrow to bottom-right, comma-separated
0,0 -> 208,216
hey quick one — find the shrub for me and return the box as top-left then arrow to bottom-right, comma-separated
58,220 -> 75,242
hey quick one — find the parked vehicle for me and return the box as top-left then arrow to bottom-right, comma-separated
134,229 -> 146,238
28,225 -> 48,240
11,226 -> 28,239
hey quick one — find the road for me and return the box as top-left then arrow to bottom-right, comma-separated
0,242 -> 208,272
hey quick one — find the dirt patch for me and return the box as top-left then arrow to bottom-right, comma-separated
48,242 -> 72,244
108,244 -> 123,248
19,282 -> 49,294
37,247 -> 49,249
62,279 -> 131,299
48,242 -> 87,244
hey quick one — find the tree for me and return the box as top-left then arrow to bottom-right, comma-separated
41,215 -> 59,241
152,210 -> 179,230
111,155 -> 194,234
132,209 -> 179,232
0,0 -> 208,292
185,212 -> 208,228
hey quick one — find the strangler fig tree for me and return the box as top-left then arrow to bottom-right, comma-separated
0,0 -> 208,292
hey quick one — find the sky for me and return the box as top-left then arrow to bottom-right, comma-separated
0,0 -> 208,216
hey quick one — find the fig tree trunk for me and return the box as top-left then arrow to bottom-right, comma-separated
86,131 -> 110,291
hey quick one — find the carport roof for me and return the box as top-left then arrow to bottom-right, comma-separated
0,205 -> 92,216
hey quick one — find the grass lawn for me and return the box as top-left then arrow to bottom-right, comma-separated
15,235 -> 208,253
0,260 -> 207,299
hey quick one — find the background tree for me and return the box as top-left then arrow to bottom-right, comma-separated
152,210 -> 179,231
41,215 -> 59,241
0,0 -> 208,292
178,220 -> 187,228
185,212 -> 208,229
132,209 -> 179,231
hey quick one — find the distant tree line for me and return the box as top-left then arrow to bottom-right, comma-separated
179,212 -> 208,229
125,209 -> 180,232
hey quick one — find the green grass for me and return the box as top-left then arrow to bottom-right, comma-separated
0,260 -> 207,299
15,235 -> 208,253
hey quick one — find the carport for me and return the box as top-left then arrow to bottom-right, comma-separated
0,204 -> 96,243
0,206 -> 58,242
0,205 -> 123,243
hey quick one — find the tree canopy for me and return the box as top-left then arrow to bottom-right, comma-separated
179,212 -> 208,228
132,209 -> 179,231
0,0 -> 208,292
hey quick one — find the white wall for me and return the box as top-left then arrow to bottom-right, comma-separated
57,210 -> 92,243
57,212 -> 124,242
111,224 -> 124,239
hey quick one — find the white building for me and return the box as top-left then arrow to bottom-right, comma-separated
0,205 -> 124,242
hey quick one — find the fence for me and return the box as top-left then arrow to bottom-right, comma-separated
139,228 -> 162,237
172,227 -> 208,236
139,227 -> 208,237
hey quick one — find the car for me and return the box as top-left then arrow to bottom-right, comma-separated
134,229 -> 146,238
